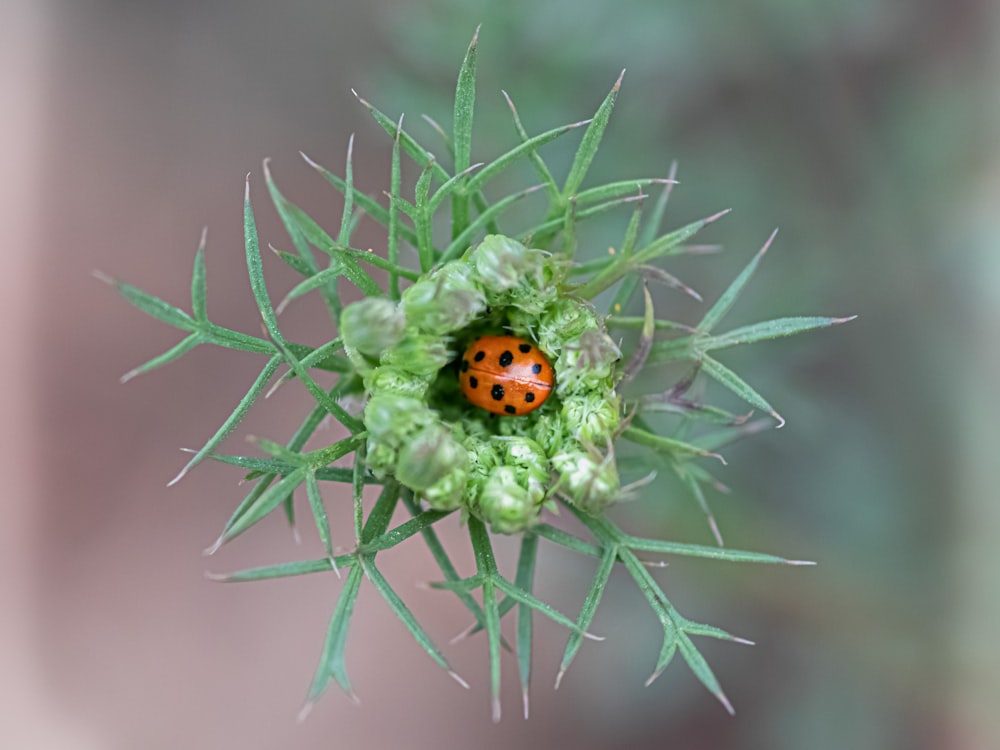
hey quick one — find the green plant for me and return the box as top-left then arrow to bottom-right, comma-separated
104,27 -> 851,721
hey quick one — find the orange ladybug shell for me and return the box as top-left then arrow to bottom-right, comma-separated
459,335 -> 554,416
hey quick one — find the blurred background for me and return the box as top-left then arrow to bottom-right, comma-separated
3,0 -> 999,747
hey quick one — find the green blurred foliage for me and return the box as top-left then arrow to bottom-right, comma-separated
373,0 -> 993,746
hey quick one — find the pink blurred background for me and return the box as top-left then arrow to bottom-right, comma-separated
5,1 -> 1000,748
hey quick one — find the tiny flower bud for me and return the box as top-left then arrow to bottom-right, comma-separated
402,263 -> 487,336
463,434 -> 502,489
396,423 -> 467,491
503,249 -> 560,314
529,411 -> 569,456
556,330 -> 621,395
551,450 -> 620,514
469,235 -> 532,294
363,366 -> 433,399
381,332 -> 453,376
424,467 -> 469,511
363,393 -> 435,444
477,466 -> 542,534
537,297 -> 601,350
561,394 -> 621,443
365,439 -> 398,478
499,436 -> 549,484
340,298 -> 406,361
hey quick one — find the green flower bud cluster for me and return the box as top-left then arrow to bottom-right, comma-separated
339,234 -> 624,532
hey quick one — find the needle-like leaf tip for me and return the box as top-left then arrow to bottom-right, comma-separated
167,462 -> 193,487
709,516 -> 725,547
449,622 -> 476,644
350,88 -> 369,108
705,207 -> 733,224
203,535 -> 224,556
421,114 -> 447,140
299,151 -> 321,170
449,670 -> 470,690
296,702 -> 314,723
718,692 -> 735,715
264,371 -> 290,399
758,227 -> 779,257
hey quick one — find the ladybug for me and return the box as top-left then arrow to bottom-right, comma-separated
458,335 -> 554,416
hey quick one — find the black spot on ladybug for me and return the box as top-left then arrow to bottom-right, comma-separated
519,343 -> 531,353
491,384 -> 505,401
469,376 -> 478,389
531,363 -> 542,374
504,405 -> 516,415
474,351 -> 486,362
461,359 -> 469,372
499,350 -> 513,367
524,392 -> 535,403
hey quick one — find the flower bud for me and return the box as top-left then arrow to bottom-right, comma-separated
555,329 -> 621,395
396,423 -> 467,491
551,450 -> 620,514
503,249 -> 560,314
561,394 -> 621,443
477,466 -> 542,534
424,467 -> 469,511
362,366 -> 432,399
537,297 -> 600,350
463,434 -> 501,489
529,410 -> 568,456
469,235 -> 533,294
402,263 -> 487,335
499,436 -> 549,484
363,393 -> 435,445
380,333 -> 453,376
340,298 -> 406,362
365,438 -> 398,478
